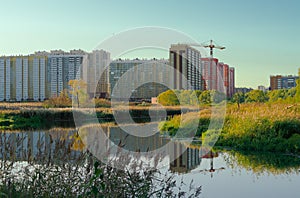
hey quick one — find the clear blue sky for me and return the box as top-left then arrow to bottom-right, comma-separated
1,0 -> 299,88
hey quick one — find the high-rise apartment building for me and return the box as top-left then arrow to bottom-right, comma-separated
47,50 -> 86,98
201,58 -> 235,97
0,50 -> 87,101
201,58 -> 218,91
270,75 -> 299,90
229,67 -> 235,97
0,55 -> 47,101
109,59 -> 169,100
169,44 -> 202,90
83,50 -> 110,98
223,63 -> 229,96
216,62 -> 224,93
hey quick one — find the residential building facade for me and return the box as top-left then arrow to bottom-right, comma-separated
83,50 -> 110,98
47,50 -> 86,98
0,55 -> 47,101
0,50 -> 86,101
109,59 -> 170,100
169,44 -> 202,90
270,75 -> 299,90
201,58 -> 218,91
201,58 -> 235,97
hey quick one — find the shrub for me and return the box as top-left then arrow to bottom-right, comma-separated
93,98 -> 111,108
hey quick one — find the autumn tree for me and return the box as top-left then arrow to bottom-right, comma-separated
43,89 -> 72,108
68,79 -> 88,108
157,90 -> 179,106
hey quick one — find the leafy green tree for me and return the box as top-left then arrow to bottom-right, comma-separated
194,90 -> 202,98
157,90 -> 179,106
232,92 -> 245,108
211,90 -> 226,103
199,90 -> 211,104
190,91 -> 201,106
179,90 -> 192,105
245,90 -> 268,103
287,87 -> 296,98
267,89 -> 289,103
295,68 -> 300,102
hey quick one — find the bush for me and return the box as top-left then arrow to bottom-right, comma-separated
93,98 -> 111,108
43,90 -> 72,108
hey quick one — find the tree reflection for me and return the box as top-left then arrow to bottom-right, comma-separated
224,150 -> 300,176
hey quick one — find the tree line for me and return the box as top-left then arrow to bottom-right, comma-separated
158,69 -> 300,106
157,89 -> 226,106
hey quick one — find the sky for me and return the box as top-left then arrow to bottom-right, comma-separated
0,0 -> 299,88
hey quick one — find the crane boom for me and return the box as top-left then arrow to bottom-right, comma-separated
184,40 -> 225,57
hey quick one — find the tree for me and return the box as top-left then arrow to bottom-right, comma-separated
295,68 -> 300,102
211,90 -> 226,104
190,91 -> 201,106
267,89 -> 289,103
194,90 -> 202,98
179,90 -> 192,105
157,90 -> 179,106
232,92 -> 245,108
43,89 -> 72,108
245,90 -> 268,103
199,90 -> 211,104
68,79 -> 88,108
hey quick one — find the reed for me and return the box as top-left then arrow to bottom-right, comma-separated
160,103 -> 300,154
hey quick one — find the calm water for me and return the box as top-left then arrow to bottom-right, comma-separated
0,125 -> 299,197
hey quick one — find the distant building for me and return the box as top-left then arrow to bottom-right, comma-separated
201,58 -> 235,97
201,58 -> 218,91
258,85 -> 267,92
169,44 -> 203,90
47,50 -> 86,98
0,55 -> 47,101
229,67 -> 235,97
83,50 -> 110,98
0,50 -> 86,102
109,59 -> 170,100
270,75 -> 299,90
235,87 -> 253,94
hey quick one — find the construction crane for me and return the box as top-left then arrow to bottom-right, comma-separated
203,40 -> 225,57
184,40 -> 225,58
181,40 -> 225,91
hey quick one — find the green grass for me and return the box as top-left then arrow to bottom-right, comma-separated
0,106 -> 194,130
0,109 -> 110,130
160,103 -> 300,154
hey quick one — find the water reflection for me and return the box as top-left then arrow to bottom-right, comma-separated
0,125 -> 299,176
0,129 -> 83,164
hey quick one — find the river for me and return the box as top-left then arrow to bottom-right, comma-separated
0,125 -> 299,197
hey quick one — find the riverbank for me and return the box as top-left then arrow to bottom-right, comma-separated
160,103 -> 300,154
0,105 -> 198,130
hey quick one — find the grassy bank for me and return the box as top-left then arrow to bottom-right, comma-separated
0,107 -> 113,130
0,105 -> 197,130
159,103 -> 300,154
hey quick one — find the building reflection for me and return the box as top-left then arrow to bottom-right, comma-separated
0,126 -> 220,174
100,125 -> 216,174
0,129 -> 82,163
170,143 -> 202,173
